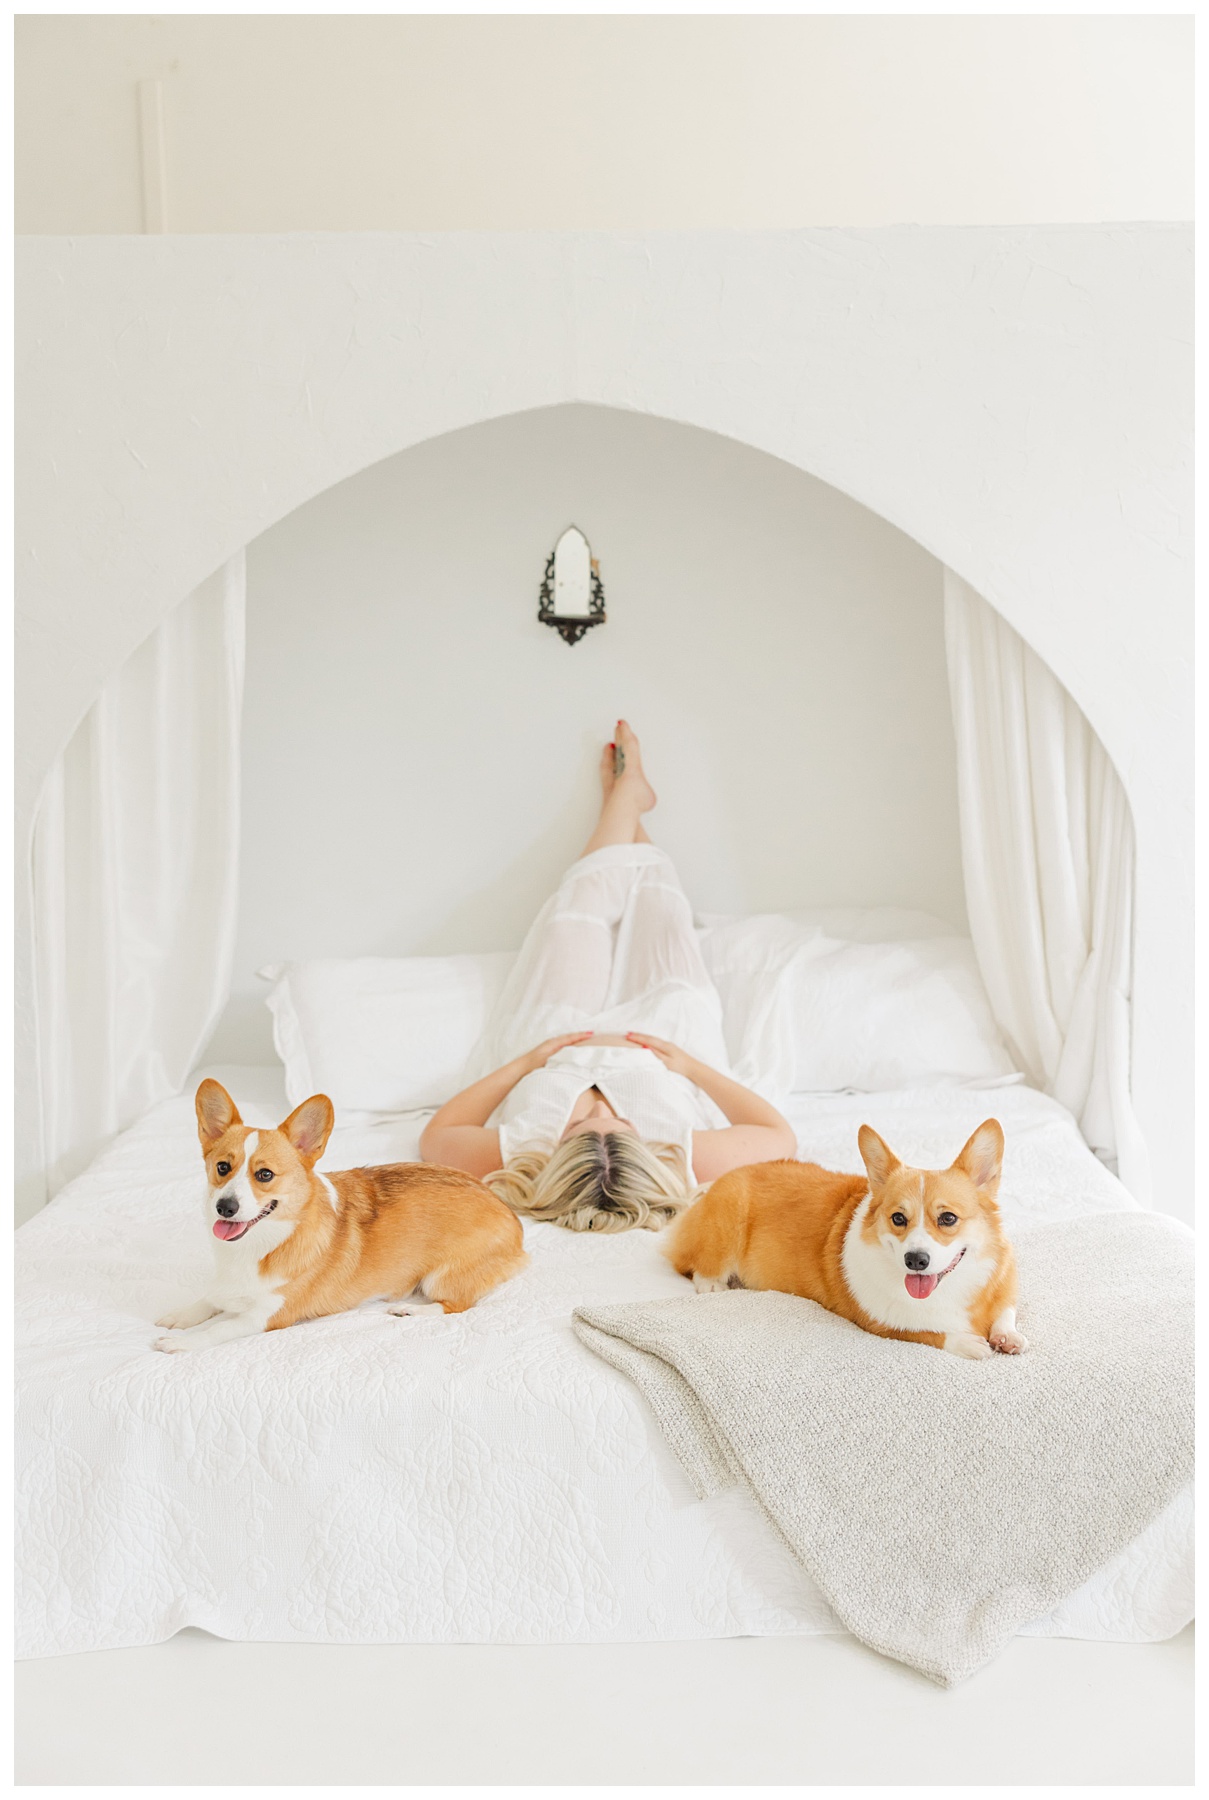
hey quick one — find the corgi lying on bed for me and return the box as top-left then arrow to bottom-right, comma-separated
665,1118 -> 1026,1359
154,1079 -> 527,1353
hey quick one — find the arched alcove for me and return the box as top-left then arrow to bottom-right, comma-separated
203,403 -> 966,1061
16,227 -> 1190,1222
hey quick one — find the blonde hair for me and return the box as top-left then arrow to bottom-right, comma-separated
486,1132 -> 698,1234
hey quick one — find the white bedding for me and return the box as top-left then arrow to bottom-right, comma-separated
17,1067 -> 1193,1660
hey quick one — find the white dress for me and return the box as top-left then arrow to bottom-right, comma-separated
473,844 -> 732,1177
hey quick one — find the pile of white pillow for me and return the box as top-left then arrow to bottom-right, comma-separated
263,906 -> 1017,1117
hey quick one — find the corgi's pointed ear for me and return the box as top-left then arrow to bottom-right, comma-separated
196,1079 -> 241,1146
280,1094 -> 335,1165
952,1119 -> 1004,1195
858,1125 -> 901,1191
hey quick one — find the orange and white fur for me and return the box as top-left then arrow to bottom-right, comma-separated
154,1079 -> 527,1353
665,1119 -> 1026,1359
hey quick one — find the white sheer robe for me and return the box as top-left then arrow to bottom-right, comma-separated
473,843 -> 732,1168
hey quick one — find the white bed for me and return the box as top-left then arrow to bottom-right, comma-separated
17,1065 -> 1192,1661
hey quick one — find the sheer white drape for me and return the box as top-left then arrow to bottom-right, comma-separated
31,556 -> 246,1196
944,571 -> 1148,1201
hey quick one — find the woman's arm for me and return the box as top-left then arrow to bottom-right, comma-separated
419,1032 -> 594,1179
623,1031 -> 797,1184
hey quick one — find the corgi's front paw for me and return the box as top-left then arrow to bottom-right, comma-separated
153,1334 -> 191,1353
991,1326 -> 1028,1355
387,1298 -> 443,1318
691,1272 -> 730,1294
945,1332 -> 995,1360
155,1301 -> 218,1331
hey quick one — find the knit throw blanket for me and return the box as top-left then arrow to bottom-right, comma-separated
573,1211 -> 1193,1685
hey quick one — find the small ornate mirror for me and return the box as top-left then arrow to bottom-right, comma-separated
538,526 -> 606,645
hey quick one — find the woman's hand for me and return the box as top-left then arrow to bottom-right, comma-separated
524,1031 -> 595,1072
626,1035 -> 796,1165
624,1031 -> 698,1078
421,1031 -> 591,1175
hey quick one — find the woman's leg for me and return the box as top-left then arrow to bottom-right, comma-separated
475,726 -> 678,1071
478,727 -> 726,1072
608,856 -> 716,1007
581,720 -> 657,853
473,726 -> 660,1065
571,723 -> 715,1010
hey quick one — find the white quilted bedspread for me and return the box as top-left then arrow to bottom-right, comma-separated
17,1067 -> 1193,1660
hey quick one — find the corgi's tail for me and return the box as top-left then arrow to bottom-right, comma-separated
663,1168 -> 753,1287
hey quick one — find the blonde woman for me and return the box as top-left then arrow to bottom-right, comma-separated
420,722 -> 795,1232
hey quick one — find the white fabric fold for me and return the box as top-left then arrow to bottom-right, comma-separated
31,555 -> 246,1195
943,572 -> 1148,1200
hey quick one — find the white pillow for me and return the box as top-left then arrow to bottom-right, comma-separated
785,935 -> 1016,1091
261,952 -> 516,1114
698,913 -> 1015,1094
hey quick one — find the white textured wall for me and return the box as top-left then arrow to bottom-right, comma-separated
206,405 -> 961,1064
15,227 -> 1192,1225
15,14 -> 1192,234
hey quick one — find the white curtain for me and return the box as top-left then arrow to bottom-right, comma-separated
944,570 -> 1149,1201
32,555 -> 246,1197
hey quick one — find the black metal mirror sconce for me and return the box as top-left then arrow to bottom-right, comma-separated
538,525 -> 606,645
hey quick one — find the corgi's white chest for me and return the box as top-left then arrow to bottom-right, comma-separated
841,1195 -> 993,1336
205,1208 -> 294,1312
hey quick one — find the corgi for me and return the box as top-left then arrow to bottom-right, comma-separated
664,1119 -> 1026,1359
154,1079 -> 528,1353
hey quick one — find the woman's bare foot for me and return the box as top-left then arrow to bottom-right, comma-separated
581,722 -> 657,853
612,719 -> 656,814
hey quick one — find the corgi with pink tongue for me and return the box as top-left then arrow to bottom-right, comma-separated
841,1121 -> 1025,1356
152,1080 -> 527,1354
667,1118 -> 1025,1359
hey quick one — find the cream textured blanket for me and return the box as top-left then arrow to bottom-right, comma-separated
573,1212 -> 1193,1685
